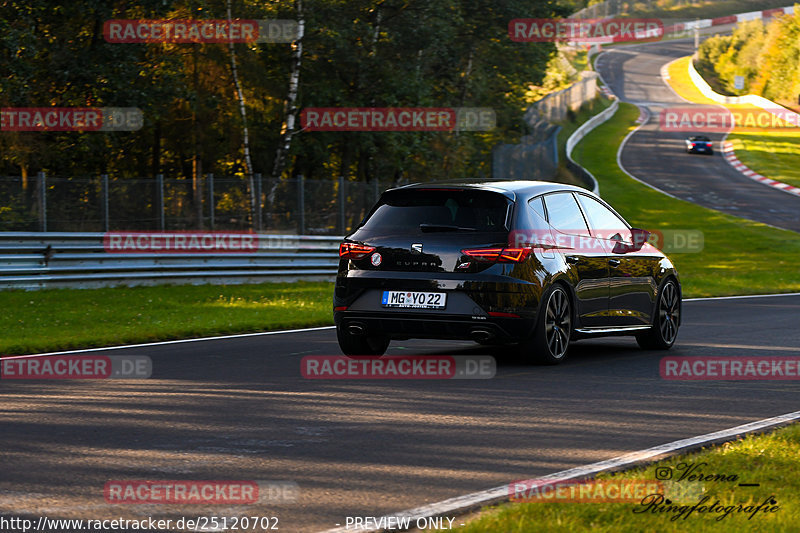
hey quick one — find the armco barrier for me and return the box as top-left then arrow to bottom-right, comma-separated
565,99 -> 619,196
0,232 -> 342,290
687,56 -> 800,125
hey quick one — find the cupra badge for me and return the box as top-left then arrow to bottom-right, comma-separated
411,243 -> 423,253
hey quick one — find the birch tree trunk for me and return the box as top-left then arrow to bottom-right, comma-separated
227,0 -> 257,229
269,0 -> 304,203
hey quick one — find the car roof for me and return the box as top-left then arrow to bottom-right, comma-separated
688,135 -> 710,140
392,180 -> 596,202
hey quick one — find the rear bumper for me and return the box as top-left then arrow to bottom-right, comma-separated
333,269 -> 543,342
334,310 -> 534,342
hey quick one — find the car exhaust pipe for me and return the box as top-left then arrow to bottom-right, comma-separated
470,328 -> 494,342
348,324 -> 366,336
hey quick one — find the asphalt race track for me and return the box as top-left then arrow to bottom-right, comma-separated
594,40 -> 800,233
2,295 -> 800,532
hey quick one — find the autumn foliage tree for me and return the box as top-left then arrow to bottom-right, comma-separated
1,0 -> 572,228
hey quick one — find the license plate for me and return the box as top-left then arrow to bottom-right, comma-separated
382,291 -> 446,309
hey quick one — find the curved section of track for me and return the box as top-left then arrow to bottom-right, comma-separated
596,40 -> 800,233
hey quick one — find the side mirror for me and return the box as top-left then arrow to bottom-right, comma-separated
612,228 -> 650,254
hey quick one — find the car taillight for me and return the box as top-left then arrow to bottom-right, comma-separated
462,246 -> 533,263
690,143 -> 695,147
339,242 -> 375,259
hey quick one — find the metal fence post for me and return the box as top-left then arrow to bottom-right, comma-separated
338,175 -> 345,234
207,173 -> 214,230
297,174 -> 305,235
156,174 -> 165,230
552,125 -> 561,171
37,171 -> 46,232
101,174 -> 109,232
254,173 -> 262,232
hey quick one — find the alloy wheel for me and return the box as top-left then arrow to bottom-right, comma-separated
545,288 -> 571,359
659,281 -> 680,345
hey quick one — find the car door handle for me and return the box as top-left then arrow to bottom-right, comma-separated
608,258 -> 621,267
565,255 -> 580,264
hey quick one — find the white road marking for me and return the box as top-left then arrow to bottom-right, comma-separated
1,326 -> 336,359
320,410 -> 800,532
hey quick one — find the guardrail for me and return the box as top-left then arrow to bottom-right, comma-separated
0,232 -> 342,290
565,98 -> 620,196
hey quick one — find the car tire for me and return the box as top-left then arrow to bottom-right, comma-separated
336,325 -> 389,356
636,278 -> 680,350
520,284 -> 572,365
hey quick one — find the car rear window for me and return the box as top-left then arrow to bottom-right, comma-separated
359,189 -> 511,233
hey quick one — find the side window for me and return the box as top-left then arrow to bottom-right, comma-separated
542,193 -> 590,236
576,194 -> 631,242
529,196 -> 546,221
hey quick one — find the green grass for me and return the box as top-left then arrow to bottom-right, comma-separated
569,102 -> 800,298
666,56 -> 800,190
0,282 -> 334,355
442,423 -> 800,532
727,131 -> 800,189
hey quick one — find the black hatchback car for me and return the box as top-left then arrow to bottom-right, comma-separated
333,181 -> 681,364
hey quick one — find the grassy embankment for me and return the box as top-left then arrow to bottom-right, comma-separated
441,423 -> 800,533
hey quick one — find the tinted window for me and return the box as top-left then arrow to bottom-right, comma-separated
576,194 -> 630,241
529,196 -> 546,220
543,193 -> 590,236
360,189 -> 510,234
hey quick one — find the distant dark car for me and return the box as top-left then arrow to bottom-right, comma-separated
685,135 -> 713,154
333,181 -> 682,364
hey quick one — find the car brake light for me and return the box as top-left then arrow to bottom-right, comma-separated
462,246 -> 533,263
690,143 -> 695,147
339,242 -> 375,259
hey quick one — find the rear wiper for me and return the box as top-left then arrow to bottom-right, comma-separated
419,223 -> 476,232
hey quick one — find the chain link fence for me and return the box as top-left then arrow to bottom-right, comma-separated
0,174 -> 396,234
492,72 -> 598,181
534,73 -> 598,123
